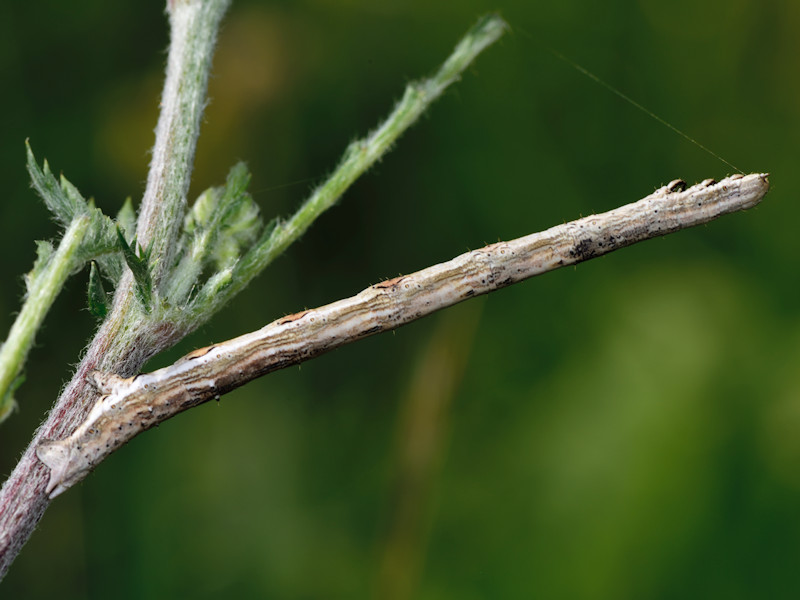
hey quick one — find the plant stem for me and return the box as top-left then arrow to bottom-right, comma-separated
275,15 -> 507,252
210,15 -> 509,313
0,0 -> 231,579
136,0 -> 231,289
0,216 -> 90,423
0,8 -> 505,576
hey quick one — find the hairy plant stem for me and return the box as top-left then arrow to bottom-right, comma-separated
138,0 -> 231,285
188,14 -> 509,319
0,217 -> 90,423
0,0 -> 230,578
269,14 -> 506,259
0,4 -> 508,578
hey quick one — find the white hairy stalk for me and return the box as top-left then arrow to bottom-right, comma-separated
0,0 -> 231,577
0,11 -> 508,577
36,173 -> 769,498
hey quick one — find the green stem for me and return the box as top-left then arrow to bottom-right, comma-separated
201,14 -> 508,315
0,216 -> 90,422
276,15 -> 507,253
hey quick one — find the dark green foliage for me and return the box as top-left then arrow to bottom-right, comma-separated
87,261 -> 108,319
25,141 -> 82,228
116,226 -> 153,311
25,142 -> 125,283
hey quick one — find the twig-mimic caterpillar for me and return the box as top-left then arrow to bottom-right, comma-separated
36,174 -> 769,498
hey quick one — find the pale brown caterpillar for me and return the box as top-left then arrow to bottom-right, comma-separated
36,173 -> 769,498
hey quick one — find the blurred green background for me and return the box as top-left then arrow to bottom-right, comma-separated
1,0 -> 799,598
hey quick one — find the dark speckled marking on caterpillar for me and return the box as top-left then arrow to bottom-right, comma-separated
35,173 -> 769,498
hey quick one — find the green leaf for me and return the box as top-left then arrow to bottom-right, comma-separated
59,175 -> 87,217
87,261 -> 108,319
26,140 -> 82,227
24,240 -> 55,296
116,226 -> 153,311
185,162 -> 260,271
165,162 -> 262,310
117,197 -> 136,238
0,372 -> 25,425
212,193 -> 261,268
26,141 -> 125,281
221,161 -> 251,201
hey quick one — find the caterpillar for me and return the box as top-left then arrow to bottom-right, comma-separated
36,173 -> 769,498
